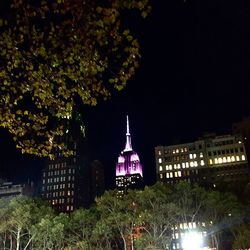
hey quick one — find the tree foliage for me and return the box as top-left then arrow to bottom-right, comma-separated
0,0 -> 150,158
0,182 -> 248,249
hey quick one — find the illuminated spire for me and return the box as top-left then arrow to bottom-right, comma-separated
124,115 -> 133,152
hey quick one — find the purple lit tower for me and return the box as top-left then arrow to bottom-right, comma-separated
115,116 -> 144,194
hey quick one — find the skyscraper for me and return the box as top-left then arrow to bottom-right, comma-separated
41,113 -> 90,213
115,116 -> 143,195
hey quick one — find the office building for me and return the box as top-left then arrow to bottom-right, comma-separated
232,116 -> 250,164
115,116 -> 144,195
0,180 -> 34,200
91,160 -> 105,200
155,133 -> 249,186
41,113 -> 90,213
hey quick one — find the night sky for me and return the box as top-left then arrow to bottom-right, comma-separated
1,0 -> 250,189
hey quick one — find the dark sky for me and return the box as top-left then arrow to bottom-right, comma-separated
1,0 -> 250,189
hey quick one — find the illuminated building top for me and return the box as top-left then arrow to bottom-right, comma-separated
116,116 -> 143,177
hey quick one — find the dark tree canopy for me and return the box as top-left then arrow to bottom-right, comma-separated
0,0 -> 150,158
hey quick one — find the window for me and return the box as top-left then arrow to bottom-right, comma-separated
159,166 -> 163,171
242,155 -> 246,161
201,160 -> 205,166
160,174 -> 163,179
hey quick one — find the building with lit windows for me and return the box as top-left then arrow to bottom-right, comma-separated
41,113 -> 90,213
115,116 -> 144,195
155,133 -> 249,186
233,116 -> 250,166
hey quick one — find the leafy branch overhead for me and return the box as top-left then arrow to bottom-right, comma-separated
0,0 -> 151,158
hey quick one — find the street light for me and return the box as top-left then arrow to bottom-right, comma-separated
182,231 -> 203,250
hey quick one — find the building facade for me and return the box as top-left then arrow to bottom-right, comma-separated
155,133 -> 249,186
0,180 -> 34,200
91,160 -> 105,200
232,116 -> 250,165
41,113 -> 90,213
115,116 -> 143,195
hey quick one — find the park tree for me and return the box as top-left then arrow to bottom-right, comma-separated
202,190 -> 244,249
0,0 -> 150,158
232,224 -> 250,249
32,212 -> 69,250
135,183 -> 180,250
65,207 -> 99,249
96,189 -> 140,250
0,197 -> 53,250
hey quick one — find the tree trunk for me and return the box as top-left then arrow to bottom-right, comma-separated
121,235 -> 127,250
16,228 -> 21,250
10,234 -> 13,250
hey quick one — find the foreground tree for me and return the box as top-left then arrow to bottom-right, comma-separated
0,197 -> 53,250
0,0 -> 150,158
135,183 -> 180,249
96,190 -> 140,250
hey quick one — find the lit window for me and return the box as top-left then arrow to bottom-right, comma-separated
173,150 -> 176,154
182,163 -> 185,168
193,153 -> 197,159
170,172 -> 173,178
176,149 -> 179,153
169,165 -> 172,170
189,154 -> 193,159
160,174 -> 163,179
178,171 -> 182,177
158,150 -> 161,155
236,156 -> 240,161
227,156 -> 231,162
186,162 -> 189,168
223,157 -> 227,163
159,158 -> 162,163
166,173 -> 169,178
201,160 -> 205,166
177,164 -> 181,169
174,172 -> 178,177
194,161 -> 198,167
231,156 -> 235,162
214,158 -> 218,164
218,158 -> 222,164
166,165 -> 169,170
190,161 -> 194,167
174,164 -> 177,169
181,148 -> 184,153
159,166 -> 163,171
200,152 -> 203,158
242,155 -> 246,161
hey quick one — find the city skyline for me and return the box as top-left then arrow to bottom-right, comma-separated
0,0 -> 250,188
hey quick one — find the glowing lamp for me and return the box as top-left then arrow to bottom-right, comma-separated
182,231 -> 203,250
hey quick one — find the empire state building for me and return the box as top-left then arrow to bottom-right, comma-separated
115,116 -> 144,194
